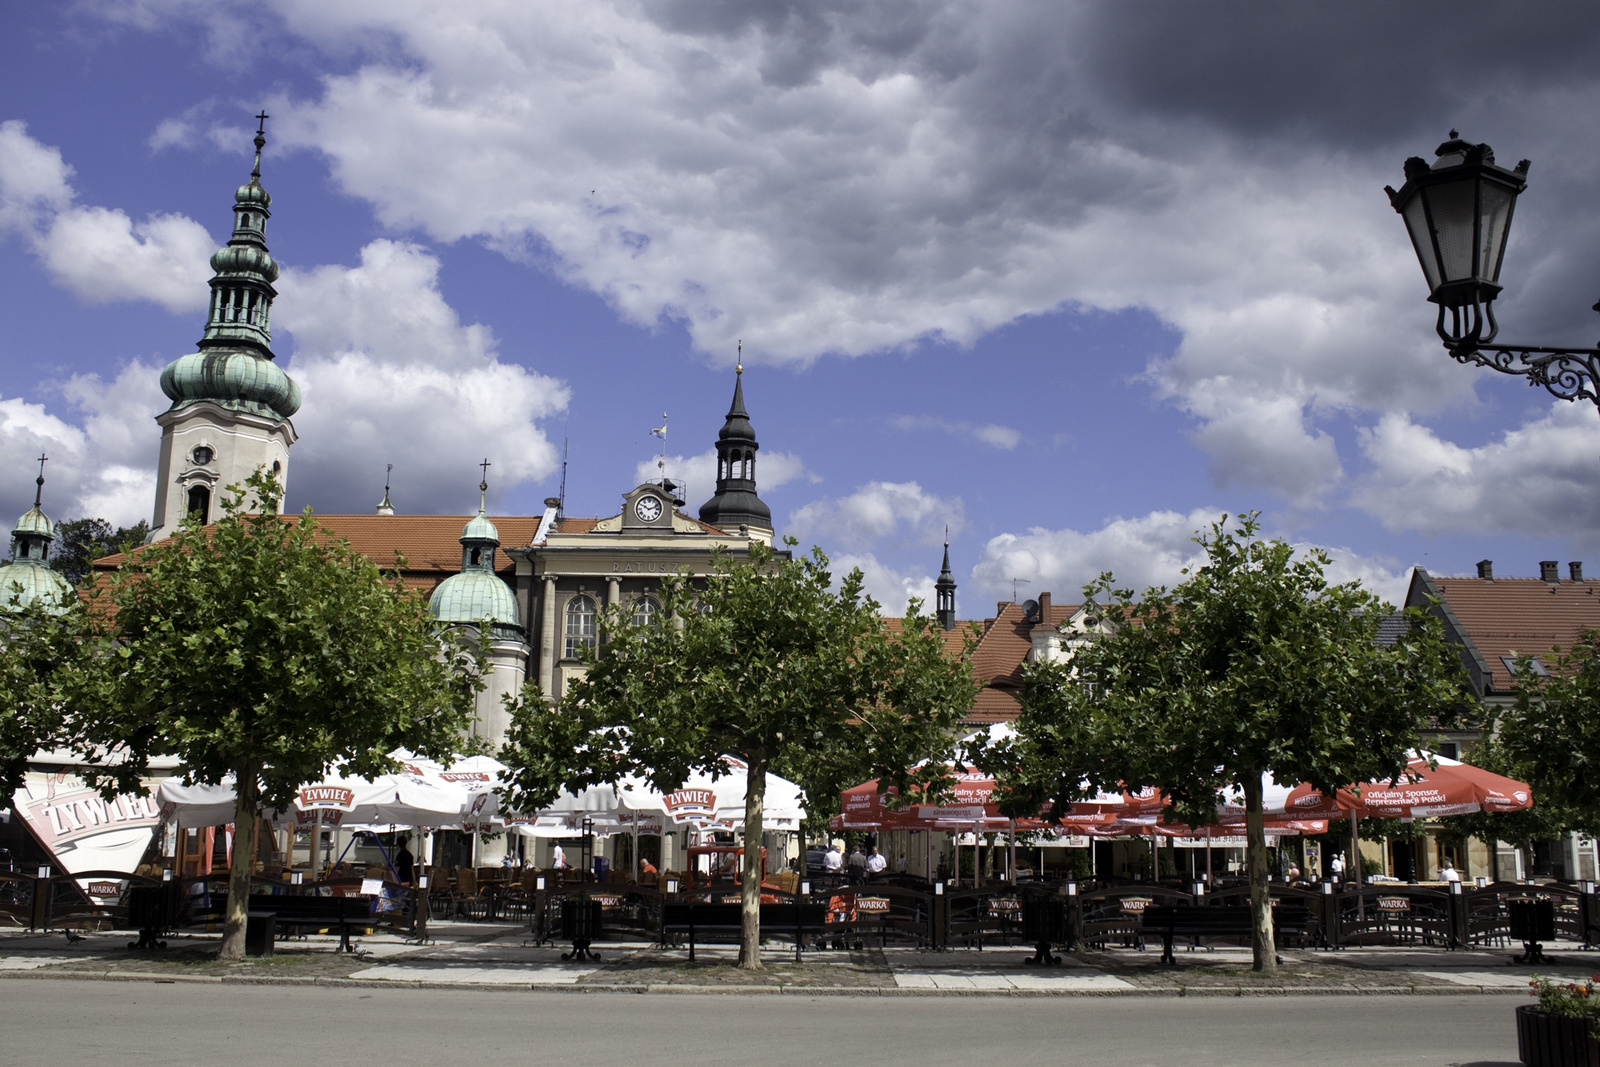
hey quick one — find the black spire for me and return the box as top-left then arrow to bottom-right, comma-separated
698,352 -> 772,533
935,533 -> 957,631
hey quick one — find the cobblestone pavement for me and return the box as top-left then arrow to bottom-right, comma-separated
5,922 -> 1598,996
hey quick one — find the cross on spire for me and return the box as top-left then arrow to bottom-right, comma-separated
34,453 -> 46,507
255,111 -> 269,134
736,339 -> 742,375
477,458 -> 491,512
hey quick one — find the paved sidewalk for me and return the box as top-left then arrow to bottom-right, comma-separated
4,922 -> 1597,996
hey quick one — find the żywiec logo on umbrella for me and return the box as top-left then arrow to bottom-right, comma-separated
296,786 -> 356,812
440,771 -> 493,782
665,789 -> 717,822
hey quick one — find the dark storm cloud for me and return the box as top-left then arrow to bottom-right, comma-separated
1073,2 -> 1600,148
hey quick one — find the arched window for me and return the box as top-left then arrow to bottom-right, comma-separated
187,485 -> 211,525
564,595 -> 598,659
470,547 -> 482,567
632,594 -> 661,628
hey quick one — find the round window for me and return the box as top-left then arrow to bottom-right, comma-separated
191,446 -> 214,465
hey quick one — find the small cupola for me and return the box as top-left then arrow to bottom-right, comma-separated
3,455 -> 72,613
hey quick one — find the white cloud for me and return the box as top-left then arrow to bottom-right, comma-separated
832,552 -> 936,616
972,508 -> 1411,607
0,361 -> 166,529
275,239 -> 570,513
0,120 -> 213,312
786,480 -> 961,556
1352,404 -> 1600,543
890,415 -> 1020,450
632,447 -> 811,505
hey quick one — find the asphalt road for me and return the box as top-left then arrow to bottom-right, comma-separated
0,980 -> 1522,1067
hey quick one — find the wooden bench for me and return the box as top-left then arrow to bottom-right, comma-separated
661,901 -> 828,960
210,894 -> 376,953
1143,902 -> 1313,964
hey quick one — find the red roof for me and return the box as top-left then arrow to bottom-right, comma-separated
1425,572 -> 1600,692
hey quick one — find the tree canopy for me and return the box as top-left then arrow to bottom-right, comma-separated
1491,634 -> 1600,831
80,472 -> 482,959
0,596 -> 106,801
985,514 -> 1464,972
54,517 -> 149,585
498,539 -> 979,969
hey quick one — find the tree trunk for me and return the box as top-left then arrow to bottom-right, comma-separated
1242,773 -> 1276,973
219,763 -> 260,961
739,752 -> 767,970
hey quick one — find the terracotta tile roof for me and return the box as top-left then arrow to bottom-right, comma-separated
555,517 -> 601,534
1428,573 -> 1600,692
881,617 -> 976,658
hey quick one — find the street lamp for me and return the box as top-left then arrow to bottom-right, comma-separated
1388,131 -> 1600,407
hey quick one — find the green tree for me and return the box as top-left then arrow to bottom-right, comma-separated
80,472 -> 482,960
987,514 -> 1464,972
0,597 -> 107,801
498,540 -> 979,970
54,517 -> 150,585
1493,635 -> 1600,828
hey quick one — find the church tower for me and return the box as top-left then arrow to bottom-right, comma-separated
697,362 -> 773,538
935,538 -> 957,631
149,116 -> 300,540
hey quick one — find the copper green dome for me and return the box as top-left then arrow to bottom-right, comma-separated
428,570 -> 521,629
161,350 -> 301,420
5,470 -> 70,615
0,562 -> 71,614
234,178 -> 272,208
12,505 -> 53,539
209,242 -> 279,281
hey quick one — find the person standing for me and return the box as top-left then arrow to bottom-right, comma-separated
847,845 -> 868,885
824,842 -> 844,875
394,843 -> 415,885
1441,861 -> 1461,884
866,847 -> 887,879
551,843 -> 568,870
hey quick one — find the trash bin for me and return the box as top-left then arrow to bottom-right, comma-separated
245,911 -> 277,957
1509,899 -> 1556,943
1020,894 -> 1069,964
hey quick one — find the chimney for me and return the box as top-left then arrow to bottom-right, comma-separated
1571,562 -> 1585,582
1541,560 -> 1560,583
1038,591 -> 1052,625
1476,560 -> 1493,580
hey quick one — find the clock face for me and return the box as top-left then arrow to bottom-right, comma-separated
634,495 -> 663,522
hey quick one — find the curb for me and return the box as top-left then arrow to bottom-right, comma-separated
0,969 -> 1533,997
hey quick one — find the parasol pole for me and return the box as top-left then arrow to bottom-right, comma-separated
1206,828 -> 1213,886
1008,819 -> 1017,883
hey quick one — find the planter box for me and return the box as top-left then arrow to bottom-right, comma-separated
1517,1005 -> 1600,1067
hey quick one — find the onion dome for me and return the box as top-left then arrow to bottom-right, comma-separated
2,458 -> 71,614
209,242 -> 279,281
161,350 -> 301,420
428,477 -> 522,633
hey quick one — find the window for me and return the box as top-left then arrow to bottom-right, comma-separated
187,485 -> 210,525
191,446 -> 213,466
632,594 -> 661,628
564,595 -> 598,659
1500,655 -> 1550,678
1437,742 -> 1459,760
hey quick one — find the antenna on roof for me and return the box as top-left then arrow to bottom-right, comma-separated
1010,577 -> 1031,603
557,435 -> 569,518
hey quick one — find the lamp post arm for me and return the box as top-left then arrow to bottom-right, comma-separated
1448,341 -> 1600,408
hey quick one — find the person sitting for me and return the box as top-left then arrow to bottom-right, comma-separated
1440,861 -> 1461,883
641,857 -> 659,879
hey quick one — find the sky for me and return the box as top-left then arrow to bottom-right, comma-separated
4,2 -> 1600,616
